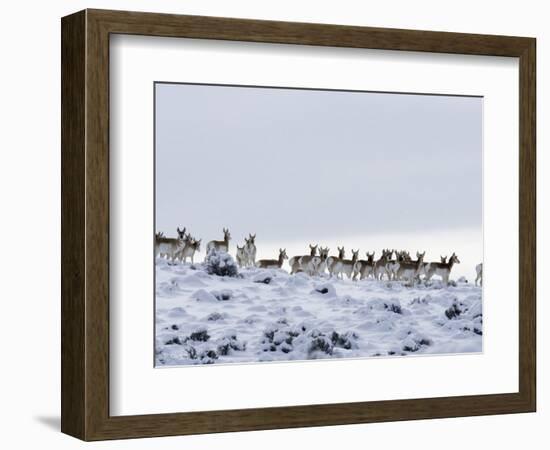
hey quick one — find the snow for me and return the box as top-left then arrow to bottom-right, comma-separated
155,258 -> 482,366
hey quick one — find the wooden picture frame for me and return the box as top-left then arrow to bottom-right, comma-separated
61,9 -> 536,441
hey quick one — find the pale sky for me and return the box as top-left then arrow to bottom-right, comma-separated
155,82 -> 482,278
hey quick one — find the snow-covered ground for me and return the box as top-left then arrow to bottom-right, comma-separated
155,258 -> 483,367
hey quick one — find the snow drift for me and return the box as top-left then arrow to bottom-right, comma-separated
155,258 -> 482,366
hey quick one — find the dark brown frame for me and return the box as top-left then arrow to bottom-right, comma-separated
61,9 -> 536,441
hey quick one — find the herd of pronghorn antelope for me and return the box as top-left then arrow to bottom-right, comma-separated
155,227 -> 483,287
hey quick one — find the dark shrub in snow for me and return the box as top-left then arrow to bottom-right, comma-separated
217,335 -> 246,356
165,336 -> 183,345
212,290 -> 232,301
207,312 -> 225,321
385,303 -> 402,314
186,346 -> 197,360
402,336 -> 431,353
311,283 -> 336,297
307,329 -> 359,356
204,249 -> 239,277
261,325 -> 304,353
445,302 -> 462,319
184,345 -> 218,364
309,334 -> 333,355
189,328 -> 210,342
202,350 -> 219,363
254,277 -> 272,285
330,331 -> 359,350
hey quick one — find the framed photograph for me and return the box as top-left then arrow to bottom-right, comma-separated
61,9 -> 536,440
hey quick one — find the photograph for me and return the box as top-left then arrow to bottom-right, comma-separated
154,82 -> 483,367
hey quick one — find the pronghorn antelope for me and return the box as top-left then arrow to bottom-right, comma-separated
244,234 -> 257,267
414,251 -> 431,279
425,252 -> 460,285
155,233 -> 186,264
289,254 -> 302,275
305,246 -> 327,276
396,251 -> 425,285
373,249 -> 392,280
475,263 -> 483,286
289,244 -> 318,275
160,226 -> 188,258
206,228 -> 231,254
326,246 -> 346,278
176,238 -> 201,263
311,246 -> 330,275
236,245 -> 247,268
440,255 -> 448,263
340,249 -> 360,279
155,231 -> 166,257
353,251 -> 375,280
386,249 -> 405,280
256,248 -> 288,269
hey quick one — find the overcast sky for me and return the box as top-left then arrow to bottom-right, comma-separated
155,82 -> 482,276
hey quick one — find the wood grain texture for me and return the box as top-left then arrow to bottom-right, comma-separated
61,10 -> 86,439
61,9 -> 537,441
518,39 -> 536,409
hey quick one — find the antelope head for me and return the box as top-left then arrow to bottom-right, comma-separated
366,251 -> 375,263
223,228 -> 231,242
337,246 -> 345,259
320,247 -> 330,260
416,251 -> 425,262
440,255 -> 448,263
279,248 -> 288,260
193,239 -> 202,251
248,233 -> 256,244
309,244 -> 318,256
450,253 -> 460,264
177,227 -> 186,239
351,249 -> 360,262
